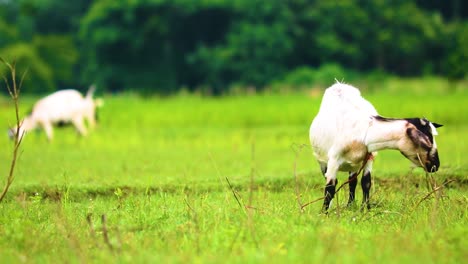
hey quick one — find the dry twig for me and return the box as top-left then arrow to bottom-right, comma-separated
413,179 -> 453,210
0,58 -> 26,203
209,152 -> 245,213
101,214 -> 114,252
86,213 -> 97,242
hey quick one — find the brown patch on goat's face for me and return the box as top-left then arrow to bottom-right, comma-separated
342,141 -> 368,163
407,125 -> 432,150
401,123 -> 440,172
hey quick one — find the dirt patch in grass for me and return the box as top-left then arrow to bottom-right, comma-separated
6,174 -> 466,203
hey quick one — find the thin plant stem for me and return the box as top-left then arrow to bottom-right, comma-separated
0,58 -> 25,203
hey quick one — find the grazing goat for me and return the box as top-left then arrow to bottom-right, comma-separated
8,85 -> 103,141
309,82 -> 442,212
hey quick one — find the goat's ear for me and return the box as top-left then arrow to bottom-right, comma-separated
432,122 -> 443,128
406,127 -> 432,150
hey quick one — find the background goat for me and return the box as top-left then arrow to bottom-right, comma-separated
309,82 -> 442,212
8,85 -> 103,141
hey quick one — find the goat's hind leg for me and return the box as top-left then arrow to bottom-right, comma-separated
361,171 -> 371,210
347,172 -> 358,206
361,159 -> 374,210
72,117 -> 88,137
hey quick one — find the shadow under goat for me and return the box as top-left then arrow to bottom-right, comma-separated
309,82 -> 442,212
8,85 -> 103,141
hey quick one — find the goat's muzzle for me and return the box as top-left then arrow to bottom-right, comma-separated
7,128 -> 15,140
425,152 -> 440,172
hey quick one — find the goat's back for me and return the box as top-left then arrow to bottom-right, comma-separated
32,90 -> 86,121
320,83 -> 377,117
310,83 -> 378,163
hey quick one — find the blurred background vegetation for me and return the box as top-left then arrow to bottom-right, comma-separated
0,0 -> 466,95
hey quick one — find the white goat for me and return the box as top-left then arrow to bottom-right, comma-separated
309,82 -> 442,211
8,85 -> 103,141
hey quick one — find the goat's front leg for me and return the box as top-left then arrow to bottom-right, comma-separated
347,172 -> 358,206
86,112 -> 96,129
72,117 -> 88,137
322,160 -> 339,212
41,121 -> 54,141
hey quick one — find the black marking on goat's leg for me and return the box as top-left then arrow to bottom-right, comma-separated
347,172 -> 358,206
322,179 -> 337,212
361,171 -> 372,210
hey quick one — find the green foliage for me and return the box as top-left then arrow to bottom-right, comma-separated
304,0 -> 449,75
1,0 -> 467,93
80,0 -> 194,92
33,35 -> 78,84
0,35 -> 78,93
273,64 -> 359,90
311,64 -> 358,86
0,43 -> 54,93
443,22 -> 468,79
26,0 -> 92,34
0,19 -> 18,47
278,66 -> 318,88
306,0 -> 369,68
190,21 -> 294,91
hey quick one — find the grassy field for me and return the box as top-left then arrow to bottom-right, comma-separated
0,79 -> 467,263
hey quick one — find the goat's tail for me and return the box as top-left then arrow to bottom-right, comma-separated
87,84 -> 104,108
86,84 -> 96,99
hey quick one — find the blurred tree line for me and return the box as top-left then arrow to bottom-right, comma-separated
0,0 -> 467,94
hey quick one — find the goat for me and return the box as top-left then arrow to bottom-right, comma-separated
8,85 -> 103,141
309,82 -> 442,212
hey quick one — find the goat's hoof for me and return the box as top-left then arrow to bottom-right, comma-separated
320,207 -> 330,215
347,202 -> 359,210
360,203 -> 371,211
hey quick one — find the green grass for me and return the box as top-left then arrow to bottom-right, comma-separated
0,80 -> 467,263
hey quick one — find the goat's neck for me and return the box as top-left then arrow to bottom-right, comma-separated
365,119 -> 407,152
21,116 -> 38,131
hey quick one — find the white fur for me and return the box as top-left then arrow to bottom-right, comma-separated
310,82 -> 379,182
10,86 -> 102,141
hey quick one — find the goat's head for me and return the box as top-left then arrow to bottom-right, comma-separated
8,124 -> 25,141
7,127 -> 15,139
401,118 -> 443,172
7,117 -> 35,141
